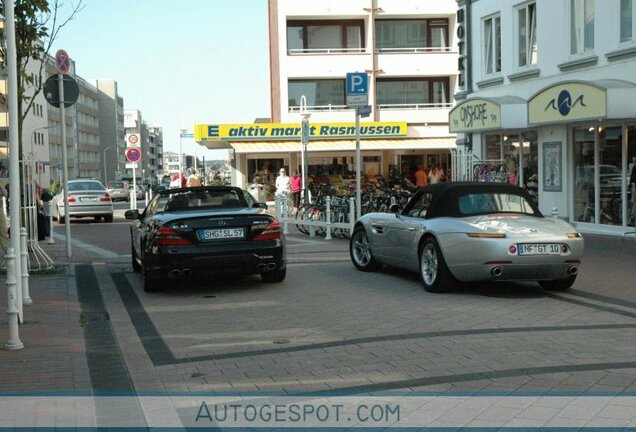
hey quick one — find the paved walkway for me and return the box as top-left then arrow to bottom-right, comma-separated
0,231 -> 635,428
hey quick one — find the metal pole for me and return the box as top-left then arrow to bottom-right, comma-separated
5,0 -> 23,308
4,247 -> 23,350
47,200 -> 55,244
20,227 -> 31,305
59,73 -> 72,258
355,108 -> 361,220
132,163 -> 137,209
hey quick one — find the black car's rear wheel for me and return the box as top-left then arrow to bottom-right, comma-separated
539,275 -> 576,291
261,267 -> 286,283
350,227 -> 380,272
419,237 -> 454,293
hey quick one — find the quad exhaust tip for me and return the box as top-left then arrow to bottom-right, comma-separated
258,263 -> 277,271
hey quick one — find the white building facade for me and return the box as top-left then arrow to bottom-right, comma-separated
451,0 -> 636,235
196,0 -> 459,193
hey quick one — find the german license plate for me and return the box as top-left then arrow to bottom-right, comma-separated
518,243 -> 561,255
80,197 -> 97,202
198,228 -> 244,240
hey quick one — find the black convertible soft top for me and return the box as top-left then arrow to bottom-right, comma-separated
417,182 -> 542,218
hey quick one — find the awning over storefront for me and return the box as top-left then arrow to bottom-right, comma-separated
230,138 -> 457,154
449,96 -> 526,133
528,80 -> 636,125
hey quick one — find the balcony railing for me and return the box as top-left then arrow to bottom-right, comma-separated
376,102 -> 453,110
288,104 -> 349,113
375,47 -> 454,53
288,48 -> 366,55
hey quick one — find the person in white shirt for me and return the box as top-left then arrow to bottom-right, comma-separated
275,168 -> 291,197
187,169 -> 201,187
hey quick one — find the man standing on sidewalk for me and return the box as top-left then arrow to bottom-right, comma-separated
0,183 -> 9,253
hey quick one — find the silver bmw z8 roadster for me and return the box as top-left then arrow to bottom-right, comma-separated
350,182 -> 584,293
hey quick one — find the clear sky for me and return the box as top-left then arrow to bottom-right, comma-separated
52,0 -> 271,160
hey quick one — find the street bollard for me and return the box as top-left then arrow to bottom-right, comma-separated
5,247 -> 24,350
47,200 -> 55,244
282,198 -> 290,235
145,191 -> 149,207
552,207 -> 559,218
325,196 -> 332,241
349,197 -> 356,232
20,227 -> 31,305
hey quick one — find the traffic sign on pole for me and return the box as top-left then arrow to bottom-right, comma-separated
126,133 -> 140,147
346,72 -> 368,95
43,75 -> 79,108
125,147 -> 142,163
55,49 -> 71,74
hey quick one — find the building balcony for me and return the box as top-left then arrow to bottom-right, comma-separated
376,50 -> 457,76
286,53 -> 370,78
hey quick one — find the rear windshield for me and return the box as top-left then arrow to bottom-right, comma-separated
69,181 -> 105,192
159,189 -> 248,212
458,192 -> 536,216
108,181 -> 126,189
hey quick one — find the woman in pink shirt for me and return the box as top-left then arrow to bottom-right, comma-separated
290,171 -> 302,209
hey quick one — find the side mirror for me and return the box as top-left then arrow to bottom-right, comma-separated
124,209 -> 140,220
389,204 -> 400,214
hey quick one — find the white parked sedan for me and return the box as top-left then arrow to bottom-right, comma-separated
55,179 -> 114,223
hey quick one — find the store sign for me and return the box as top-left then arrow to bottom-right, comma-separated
528,82 -> 607,125
456,5 -> 468,90
449,99 -> 501,133
195,122 -> 407,142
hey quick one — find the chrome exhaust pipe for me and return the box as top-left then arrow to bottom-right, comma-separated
490,267 -> 502,277
170,269 -> 182,277
182,268 -> 192,276
567,266 -> 578,276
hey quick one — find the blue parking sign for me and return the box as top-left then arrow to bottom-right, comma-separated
346,72 -> 368,95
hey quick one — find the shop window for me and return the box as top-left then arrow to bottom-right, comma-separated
287,20 -> 365,54
288,79 -> 345,111
483,15 -> 501,75
517,2 -> 538,67
485,134 -> 502,160
620,0 -> 636,43
571,0 -> 594,55
376,78 -> 450,108
375,19 -> 449,52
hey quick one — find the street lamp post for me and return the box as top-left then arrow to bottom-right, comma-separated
103,145 -> 116,186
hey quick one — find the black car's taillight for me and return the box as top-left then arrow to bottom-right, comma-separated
156,226 -> 192,246
253,220 -> 281,241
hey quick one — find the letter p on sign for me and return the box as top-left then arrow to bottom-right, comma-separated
346,72 -> 368,95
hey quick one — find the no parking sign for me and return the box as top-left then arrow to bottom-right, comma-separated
125,147 -> 141,163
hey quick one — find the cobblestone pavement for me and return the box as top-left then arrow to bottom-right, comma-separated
2,225 -> 636,427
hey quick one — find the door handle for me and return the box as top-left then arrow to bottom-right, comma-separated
407,227 -> 416,232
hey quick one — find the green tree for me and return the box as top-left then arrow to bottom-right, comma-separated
0,0 -> 84,158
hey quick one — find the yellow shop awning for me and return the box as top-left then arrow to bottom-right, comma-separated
230,138 -> 457,154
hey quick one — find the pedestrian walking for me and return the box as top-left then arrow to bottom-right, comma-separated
290,171 -> 302,209
415,164 -> 428,189
187,169 -> 201,187
275,168 -> 291,198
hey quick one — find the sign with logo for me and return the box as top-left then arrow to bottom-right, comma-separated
126,133 -> 140,147
456,6 -> 468,90
125,147 -> 141,163
346,72 -> 369,108
301,119 -> 309,145
55,49 -> 71,74
195,122 -> 408,142
528,82 -> 607,125
449,99 -> 502,133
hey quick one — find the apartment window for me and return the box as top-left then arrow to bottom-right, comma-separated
288,79 -> 345,110
376,78 -> 450,108
484,15 -> 501,75
571,0 -> 594,54
621,0 -> 636,42
375,19 -> 449,52
518,3 -> 537,67
287,20 -> 364,54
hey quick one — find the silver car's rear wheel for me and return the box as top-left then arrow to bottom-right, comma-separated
350,227 -> 380,272
419,238 -> 453,293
